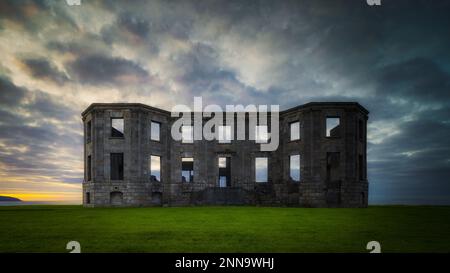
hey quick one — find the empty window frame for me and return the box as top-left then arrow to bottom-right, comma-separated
181,125 -> 193,143
290,121 -> 300,141
87,155 -> 92,181
326,117 -> 340,137
181,157 -> 194,182
290,154 -> 301,182
151,121 -> 161,141
218,157 -> 227,168
218,176 -> 227,188
110,153 -> 124,180
86,120 -> 92,143
150,155 -> 161,182
255,157 -> 268,182
255,125 -> 269,143
218,125 -> 232,143
111,118 -> 124,137
85,192 -> 90,204
218,157 -> 230,187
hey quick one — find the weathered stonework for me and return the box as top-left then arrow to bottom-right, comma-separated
82,102 -> 369,208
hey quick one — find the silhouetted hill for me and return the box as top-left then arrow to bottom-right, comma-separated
0,196 -> 21,202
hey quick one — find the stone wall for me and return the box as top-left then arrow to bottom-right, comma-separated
82,102 -> 369,208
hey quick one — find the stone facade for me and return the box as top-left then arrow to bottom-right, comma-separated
82,102 -> 369,207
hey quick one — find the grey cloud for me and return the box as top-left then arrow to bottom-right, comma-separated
0,0 -> 48,24
118,12 -> 150,38
0,76 -> 27,106
27,90 -> 78,121
21,58 -> 69,84
176,44 -> 234,89
0,76 -> 76,122
46,33 -> 112,58
376,58 -> 450,104
0,119 -> 82,181
0,109 -> 27,125
99,8 -> 193,54
0,124 -> 58,146
368,109 -> 450,204
46,41 -> 79,54
0,78 -> 82,181
66,54 -> 149,85
0,0 -> 79,32
100,0 -> 194,39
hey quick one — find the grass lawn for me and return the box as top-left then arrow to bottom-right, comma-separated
0,205 -> 449,253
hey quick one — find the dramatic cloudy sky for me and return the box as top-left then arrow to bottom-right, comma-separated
0,0 -> 449,204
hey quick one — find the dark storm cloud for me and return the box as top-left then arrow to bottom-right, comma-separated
371,118 -> 450,166
28,90 -> 78,120
0,77 -> 76,122
0,77 -> 78,127
67,54 -> 149,85
46,41 -> 78,53
376,58 -> 450,103
364,59 -> 450,203
0,77 -> 82,180
175,43 -> 241,95
0,109 -> 28,125
117,12 -> 150,38
46,33 -> 112,58
99,6 -> 192,54
0,0 -> 48,23
21,58 -> 69,84
1,123 -> 57,146
0,124 -> 82,181
100,12 -> 152,45
100,0 -> 194,40
0,76 -> 27,106
368,115 -> 450,204
0,0 -> 79,32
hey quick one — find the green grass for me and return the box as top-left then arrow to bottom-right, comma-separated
0,205 -> 449,253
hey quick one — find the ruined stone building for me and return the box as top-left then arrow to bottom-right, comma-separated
82,102 -> 369,207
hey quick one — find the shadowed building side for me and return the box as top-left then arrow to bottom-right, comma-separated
82,102 -> 369,208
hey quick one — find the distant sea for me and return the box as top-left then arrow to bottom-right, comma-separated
0,201 -> 81,206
